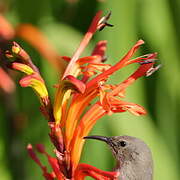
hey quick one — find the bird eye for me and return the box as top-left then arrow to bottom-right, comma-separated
118,141 -> 127,147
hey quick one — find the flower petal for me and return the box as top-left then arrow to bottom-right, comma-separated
86,40 -> 145,90
81,40 -> 107,82
74,163 -> 119,180
70,103 -> 106,170
11,42 -> 39,72
53,76 -> 86,124
92,40 -> 107,58
109,97 -> 146,115
19,74 -> 49,105
62,11 -> 103,79
12,62 -> 34,75
108,59 -> 157,99
121,102 -> 146,116
64,75 -> 86,94
64,89 -> 98,155
125,53 -> 157,66
77,55 -> 100,65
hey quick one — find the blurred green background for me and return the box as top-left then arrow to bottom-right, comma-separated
0,0 -> 180,179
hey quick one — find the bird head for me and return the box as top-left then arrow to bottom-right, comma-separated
84,135 -> 152,166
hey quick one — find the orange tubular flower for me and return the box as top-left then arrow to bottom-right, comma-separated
1,11 -> 160,180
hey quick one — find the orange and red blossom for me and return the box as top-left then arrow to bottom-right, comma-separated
65,42 -> 158,173
2,11 -> 159,179
51,11 -> 159,179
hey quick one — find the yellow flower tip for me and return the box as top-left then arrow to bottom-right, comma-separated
53,76 -> 85,125
12,62 -> 34,75
19,74 -> 49,102
12,42 -> 21,55
53,86 -> 65,124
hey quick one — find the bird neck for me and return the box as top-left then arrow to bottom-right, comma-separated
115,159 -> 153,180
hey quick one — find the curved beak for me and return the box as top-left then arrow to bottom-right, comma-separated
84,135 -> 110,143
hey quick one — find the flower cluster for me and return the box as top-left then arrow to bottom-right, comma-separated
0,11 -> 159,179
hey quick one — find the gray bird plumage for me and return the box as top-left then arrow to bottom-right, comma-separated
84,135 -> 153,180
